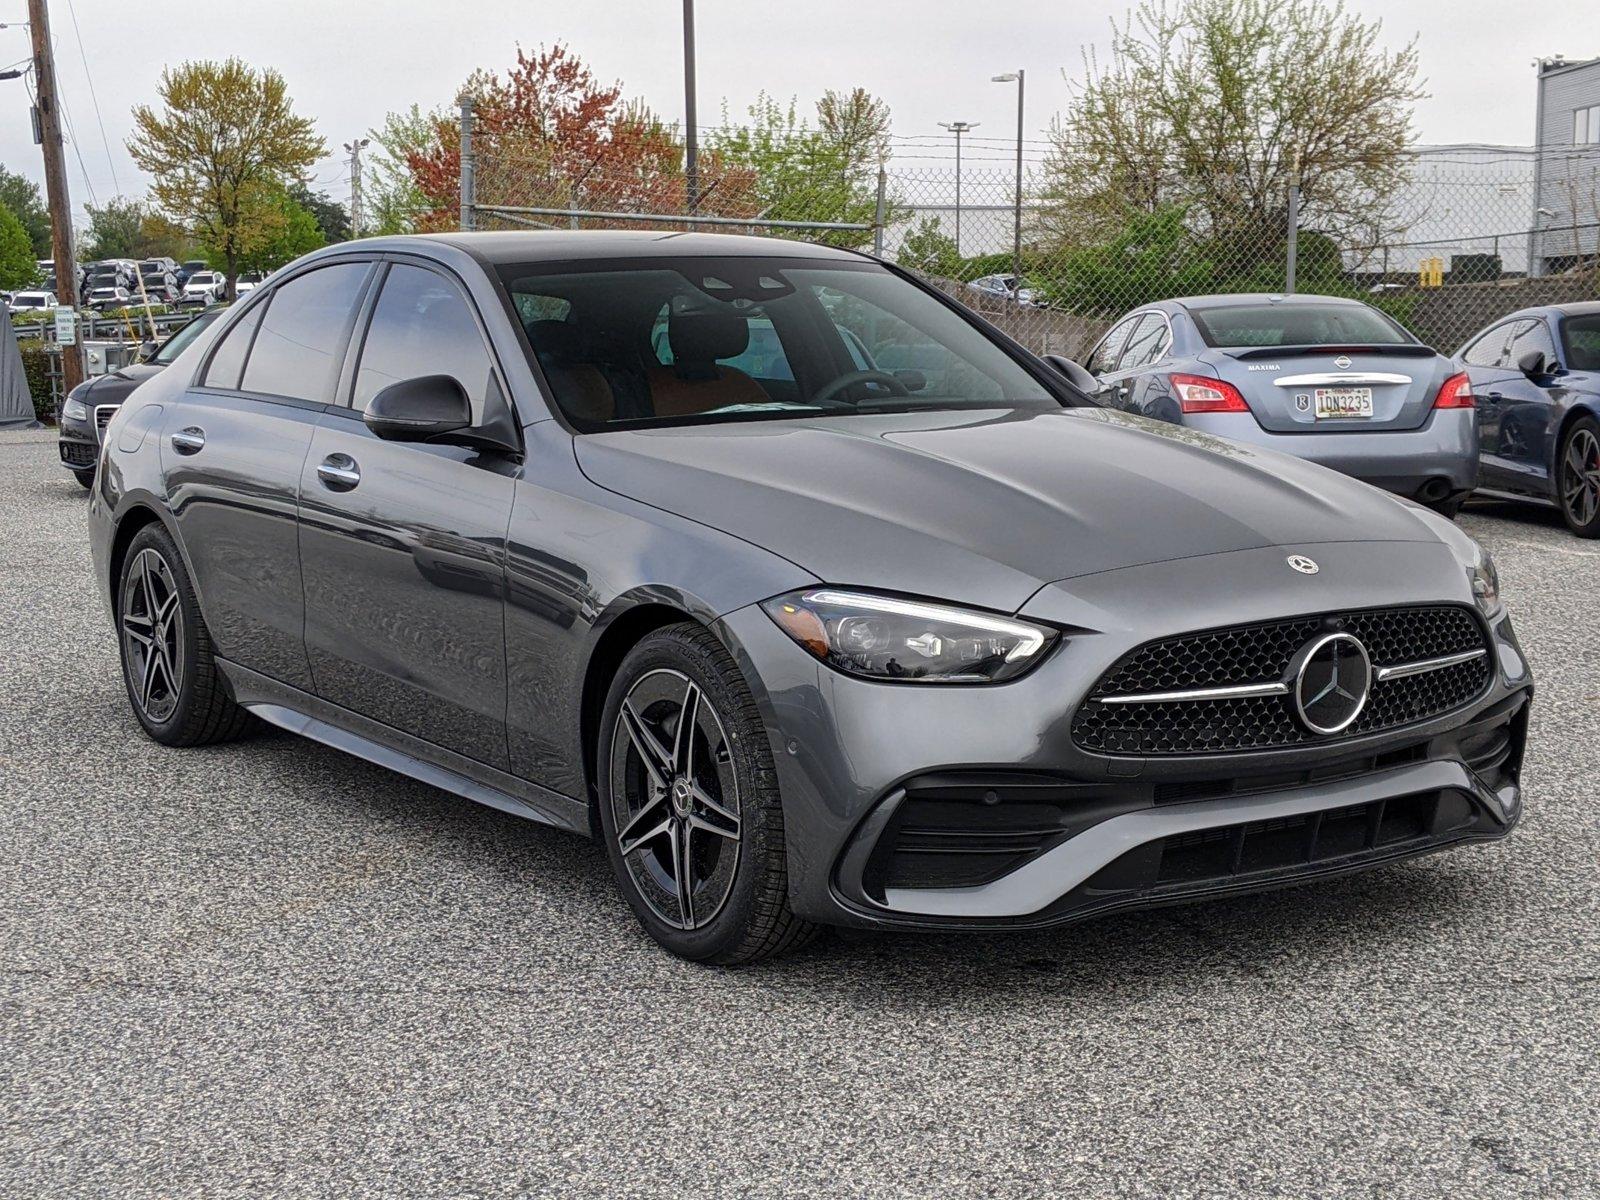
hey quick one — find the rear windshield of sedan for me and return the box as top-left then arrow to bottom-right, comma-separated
1562,314 -> 1600,371
1190,302 -> 1414,348
498,256 -> 1057,429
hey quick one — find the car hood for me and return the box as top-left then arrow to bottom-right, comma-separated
77,362 -> 163,406
574,406 -> 1452,613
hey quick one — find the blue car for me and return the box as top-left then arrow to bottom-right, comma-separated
1059,294 -> 1477,516
1452,302 -> 1600,537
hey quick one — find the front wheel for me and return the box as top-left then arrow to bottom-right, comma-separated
597,623 -> 817,965
116,524 -> 255,746
1558,417 -> 1600,538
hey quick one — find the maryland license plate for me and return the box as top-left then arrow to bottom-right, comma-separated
1314,387 -> 1374,419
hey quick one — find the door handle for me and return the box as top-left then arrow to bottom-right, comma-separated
316,453 -> 361,491
169,426 -> 205,455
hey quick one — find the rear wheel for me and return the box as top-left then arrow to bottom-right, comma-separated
72,468 -> 95,489
117,524 -> 255,746
1558,417 -> 1600,538
1423,493 -> 1465,520
597,623 -> 817,965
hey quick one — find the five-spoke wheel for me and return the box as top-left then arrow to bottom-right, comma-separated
1560,419 -> 1600,537
121,548 -> 185,725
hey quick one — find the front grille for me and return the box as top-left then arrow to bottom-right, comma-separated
59,440 -> 96,467
93,404 -> 117,443
1073,605 -> 1492,756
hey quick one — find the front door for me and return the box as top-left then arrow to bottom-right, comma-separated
1468,319 -> 1561,496
296,261 -> 519,770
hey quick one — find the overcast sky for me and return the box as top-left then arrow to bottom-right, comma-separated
0,0 -> 1583,220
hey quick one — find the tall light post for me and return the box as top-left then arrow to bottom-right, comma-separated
344,137 -> 370,238
938,120 -> 978,254
992,71 -> 1025,295
683,0 -> 699,216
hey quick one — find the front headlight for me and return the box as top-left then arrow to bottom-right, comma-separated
1468,550 -> 1501,618
62,396 -> 90,422
761,589 -> 1056,683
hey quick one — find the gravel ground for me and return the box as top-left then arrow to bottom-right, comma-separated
1,426 -> 1596,1199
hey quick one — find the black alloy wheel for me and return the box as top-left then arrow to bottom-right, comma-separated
1559,418 -> 1600,537
597,623 -> 816,964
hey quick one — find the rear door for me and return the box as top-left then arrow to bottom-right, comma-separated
161,259 -> 376,691
1191,301 -> 1449,433
297,259 -> 519,770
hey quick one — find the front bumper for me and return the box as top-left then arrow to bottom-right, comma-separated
58,412 -> 100,472
720,539 -> 1531,931
1185,408 -> 1477,499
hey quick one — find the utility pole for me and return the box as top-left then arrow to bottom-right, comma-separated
344,137 -> 369,238
1285,146 -> 1301,294
458,95 -> 475,232
993,71 -> 1025,294
27,0 -> 85,393
938,121 -> 978,255
682,0 -> 699,217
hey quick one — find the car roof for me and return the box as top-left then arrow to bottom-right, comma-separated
1168,292 -> 1373,311
326,229 -> 870,267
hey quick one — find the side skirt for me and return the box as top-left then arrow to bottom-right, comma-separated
216,659 -> 591,836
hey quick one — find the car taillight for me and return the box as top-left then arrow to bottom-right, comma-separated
1170,372 -> 1249,414
1433,371 -> 1474,409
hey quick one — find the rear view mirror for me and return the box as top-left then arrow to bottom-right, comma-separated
1515,349 -> 1548,378
365,375 -> 472,442
1044,353 -> 1101,394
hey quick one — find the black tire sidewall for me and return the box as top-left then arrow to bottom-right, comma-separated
1559,417 -> 1600,537
596,626 -> 782,963
117,525 -> 205,743
73,469 -> 95,489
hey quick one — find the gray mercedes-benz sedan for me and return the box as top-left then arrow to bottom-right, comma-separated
1073,293 -> 1478,515
86,232 -> 1531,963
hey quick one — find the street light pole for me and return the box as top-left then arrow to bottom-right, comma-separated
344,137 -> 370,238
683,0 -> 699,217
26,0 -> 85,394
938,121 -> 978,255
993,71 -> 1025,293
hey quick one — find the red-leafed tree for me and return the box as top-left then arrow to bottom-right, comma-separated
401,44 -> 695,231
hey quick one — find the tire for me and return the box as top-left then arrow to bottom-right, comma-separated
73,468 -> 95,489
596,622 -> 818,965
116,523 -> 256,746
1424,494 -> 1465,520
1557,416 -> 1600,538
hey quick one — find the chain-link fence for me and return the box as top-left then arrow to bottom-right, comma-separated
467,123 -> 1600,361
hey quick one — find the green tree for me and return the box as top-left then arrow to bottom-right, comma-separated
82,196 -> 147,260
219,185 -> 325,273
1041,0 -> 1422,258
0,204 -> 39,288
127,58 -> 326,298
0,166 -> 51,259
364,104 -> 436,235
289,183 -> 350,244
897,216 -> 961,278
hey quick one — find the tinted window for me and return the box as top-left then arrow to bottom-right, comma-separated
352,265 -> 495,422
1086,317 -> 1138,374
1461,321 -> 1523,368
1117,314 -> 1169,371
1190,302 -> 1411,347
240,262 -> 369,403
652,309 -> 796,383
1562,314 -> 1600,371
1507,318 -> 1557,366
202,304 -> 265,390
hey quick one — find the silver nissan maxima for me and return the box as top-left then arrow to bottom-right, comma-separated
86,232 -> 1530,963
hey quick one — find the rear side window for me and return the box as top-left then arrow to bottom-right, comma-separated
1086,317 -> 1138,374
1117,314 -> 1169,371
240,263 -> 370,403
352,264 -> 496,423
1562,314 -> 1600,371
1508,319 -> 1556,365
202,304 -> 265,390
1190,302 -> 1411,347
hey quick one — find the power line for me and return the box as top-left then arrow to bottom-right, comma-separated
60,0 -> 118,195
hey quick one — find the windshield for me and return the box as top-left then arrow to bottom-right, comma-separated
1562,313 -> 1600,371
1191,301 -> 1413,348
500,256 -> 1055,429
153,308 -> 222,364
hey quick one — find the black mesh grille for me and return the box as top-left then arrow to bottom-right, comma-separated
59,440 -> 96,467
1073,605 -> 1491,756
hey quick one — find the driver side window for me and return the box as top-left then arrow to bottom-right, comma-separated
352,264 -> 499,424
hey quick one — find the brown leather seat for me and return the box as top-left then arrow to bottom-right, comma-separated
646,310 -> 767,417
527,320 -> 616,421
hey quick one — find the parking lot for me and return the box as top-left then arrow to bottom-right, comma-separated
0,424 -> 1596,1197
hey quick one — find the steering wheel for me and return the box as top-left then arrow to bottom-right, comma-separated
810,369 -> 911,406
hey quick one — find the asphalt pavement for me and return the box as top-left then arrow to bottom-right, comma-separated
1,426 -> 1596,1198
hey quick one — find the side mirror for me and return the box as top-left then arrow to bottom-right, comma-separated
1044,353 -> 1102,394
364,375 -> 473,442
892,368 -> 927,393
1515,349 -> 1548,378
136,339 -> 159,363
